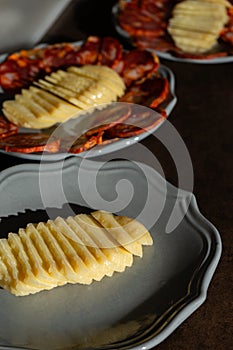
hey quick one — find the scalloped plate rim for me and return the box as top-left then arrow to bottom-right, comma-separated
0,157 -> 222,349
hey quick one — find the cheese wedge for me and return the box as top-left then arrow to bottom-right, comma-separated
0,211 -> 153,296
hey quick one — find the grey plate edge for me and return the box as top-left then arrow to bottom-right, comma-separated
130,194 -> 222,350
0,158 -> 222,349
112,3 -> 233,65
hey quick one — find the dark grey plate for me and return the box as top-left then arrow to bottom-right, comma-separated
0,157 -> 221,350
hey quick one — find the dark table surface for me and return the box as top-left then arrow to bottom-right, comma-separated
0,0 -> 232,349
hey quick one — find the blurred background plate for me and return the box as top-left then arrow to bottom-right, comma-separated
112,3 -> 233,64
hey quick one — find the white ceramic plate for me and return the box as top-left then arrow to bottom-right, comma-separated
0,56 -> 176,161
0,157 -> 221,350
112,3 -> 233,64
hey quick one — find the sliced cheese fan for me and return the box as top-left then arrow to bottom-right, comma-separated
2,65 -> 126,129
167,0 -> 231,54
0,211 -> 153,296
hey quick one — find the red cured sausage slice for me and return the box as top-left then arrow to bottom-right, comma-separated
119,76 -> 169,108
0,116 -> 18,139
119,0 -> 140,10
128,0 -> 172,13
135,36 -> 175,52
120,22 -> 165,37
68,132 -> 104,154
39,43 -> 79,72
100,137 -> 120,146
119,50 -> 159,86
220,7 -> 233,45
140,0 -> 172,12
105,106 -> 166,138
75,36 -> 102,65
0,38 -> 101,91
173,51 -> 228,60
118,10 -> 166,37
0,36 -> 163,95
0,58 -> 41,91
0,44 -> 78,91
85,104 -> 131,137
0,134 -> 60,153
0,61 -> 21,90
143,76 -> 169,108
118,0 -> 169,37
98,37 -> 123,68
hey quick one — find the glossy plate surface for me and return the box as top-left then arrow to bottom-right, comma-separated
0,157 -> 221,350
112,3 -> 233,64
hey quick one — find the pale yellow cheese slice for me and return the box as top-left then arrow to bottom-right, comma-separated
18,228 -> 59,286
26,223 -> 66,284
36,222 -> 86,284
91,211 -> 143,257
114,216 -> 153,246
0,239 -> 42,295
7,233 -> 53,289
65,216 -> 114,277
73,214 -> 133,272
50,217 -> 105,282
